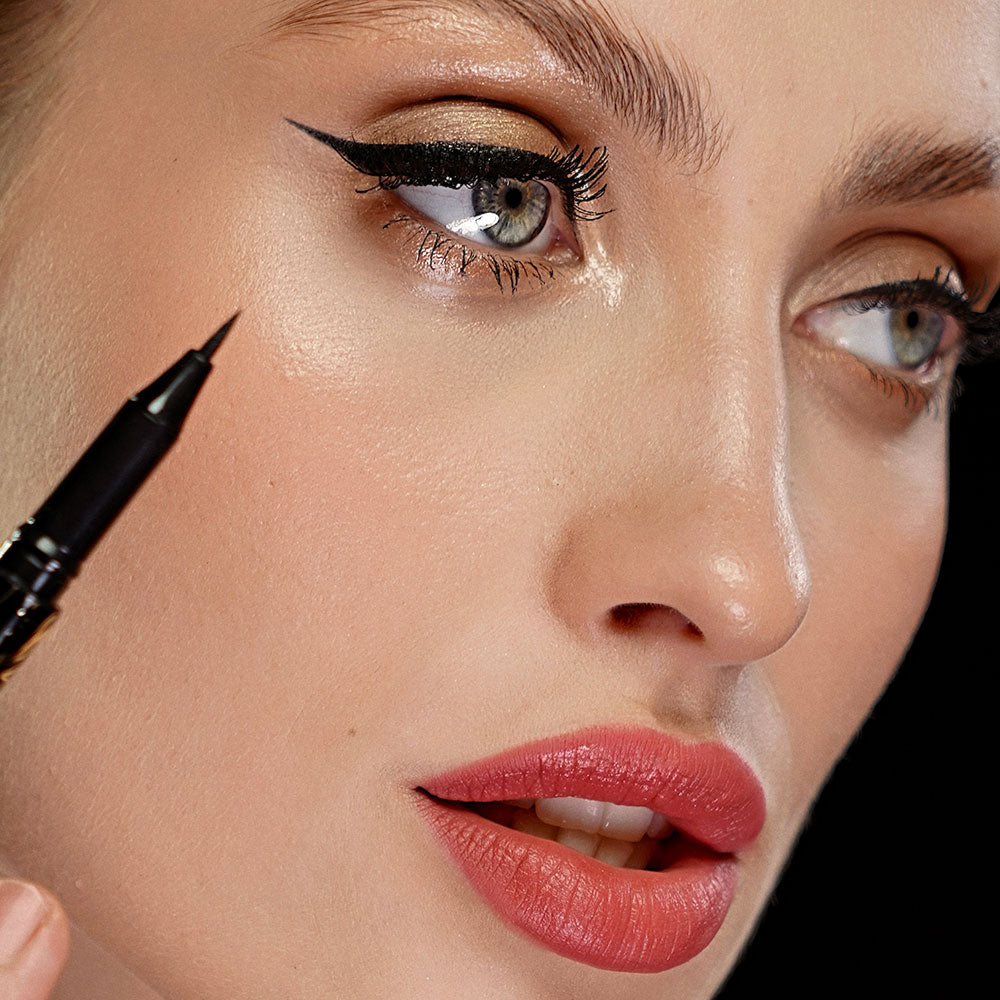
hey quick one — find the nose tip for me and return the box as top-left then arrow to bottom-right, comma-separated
688,544 -> 811,664
602,557 -> 810,667
549,487 -> 812,669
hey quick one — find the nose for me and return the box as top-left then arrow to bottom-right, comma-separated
547,294 -> 811,669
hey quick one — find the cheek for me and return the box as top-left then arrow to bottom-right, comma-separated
0,335 -> 460,984
774,404 -> 948,817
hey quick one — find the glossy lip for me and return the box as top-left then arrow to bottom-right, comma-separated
413,725 -> 765,973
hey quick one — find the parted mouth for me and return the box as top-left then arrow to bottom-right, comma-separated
413,724 -> 767,975
419,791 -> 686,870
416,723 -> 767,855
414,727 -> 764,973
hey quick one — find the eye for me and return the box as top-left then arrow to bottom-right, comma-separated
800,298 -> 960,372
285,120 -> 610,291
791,272 -> 999,392
394,178 -> 556,252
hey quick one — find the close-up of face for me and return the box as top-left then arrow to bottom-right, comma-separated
0,1 -> 997,998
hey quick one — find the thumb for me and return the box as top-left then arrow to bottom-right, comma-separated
0,880 -> 70,1000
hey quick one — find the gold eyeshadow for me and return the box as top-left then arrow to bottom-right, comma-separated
353,100 -> 565,157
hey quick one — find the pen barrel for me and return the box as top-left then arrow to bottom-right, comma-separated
0,323 -> 230,681
33,402 -> 180,557
0,577 -> 59,672
0,522 -> 68,670
31,349 -> 211,558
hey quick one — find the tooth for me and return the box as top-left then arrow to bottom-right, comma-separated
594,837 -> 634,867
536,797 -> 605,834
624,837 -> 658,870
598,804 -> 655,843
646,813 -> 674,839
555,828 -> 601,857
536,797 -> 654,842
511,808 -> 558,841
503,798 -> 534,808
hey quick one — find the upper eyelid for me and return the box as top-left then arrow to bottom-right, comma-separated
291,116 -> 999,341
810,276 -> 1000,367
834,276 -> 970,312
286,118 -> 611,221
821,273 -> 973,327
835,277 -> 987,331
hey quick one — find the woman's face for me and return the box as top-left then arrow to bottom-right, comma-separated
1,0 -> 997,997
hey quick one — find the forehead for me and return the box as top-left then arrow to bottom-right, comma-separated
255,1 -> 999,181
260,0 -> 1000,114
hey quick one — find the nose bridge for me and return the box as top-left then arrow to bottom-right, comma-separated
549,274 -> 810,665
683,312 -> 792,533
618,256 -> 793,516
662,295 -> 808,627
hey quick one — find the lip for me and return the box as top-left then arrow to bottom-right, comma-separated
414,725 -> 765,973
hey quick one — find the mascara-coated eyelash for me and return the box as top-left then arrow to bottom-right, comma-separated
285,118 -> 610,223
382,213 -> 557,293
840,267 -> 1000,364
797,266 -> 1000,413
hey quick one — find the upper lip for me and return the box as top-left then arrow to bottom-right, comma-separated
417,724 -> 766,854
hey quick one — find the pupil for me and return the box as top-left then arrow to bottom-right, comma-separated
470,178 -> 549,248
905,310 -> 920,329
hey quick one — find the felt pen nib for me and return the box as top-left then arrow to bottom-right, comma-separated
0,309 -> 242,674
134,311 -> 240,424
199,311 -> 240,360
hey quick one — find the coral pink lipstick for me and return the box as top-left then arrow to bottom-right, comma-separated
414,725 -> 765,973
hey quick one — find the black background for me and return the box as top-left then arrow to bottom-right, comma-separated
716,324 -> 996,996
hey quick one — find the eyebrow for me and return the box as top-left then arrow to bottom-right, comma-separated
263,0 -> 729,170
265,0 -> 1000,211
822,121 -> 999,212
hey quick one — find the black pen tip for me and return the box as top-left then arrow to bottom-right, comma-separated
199,311 -> 240,359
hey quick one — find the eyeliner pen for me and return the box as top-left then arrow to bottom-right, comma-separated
0,312 -> 239,685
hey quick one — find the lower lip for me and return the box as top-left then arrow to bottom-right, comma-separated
416,794 -> 739,973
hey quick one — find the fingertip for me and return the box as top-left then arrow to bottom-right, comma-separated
0,884 -> 70,1000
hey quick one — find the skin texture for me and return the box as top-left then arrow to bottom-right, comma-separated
0,0 -> 998,997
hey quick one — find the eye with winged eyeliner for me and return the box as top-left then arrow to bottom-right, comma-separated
286,117 -> 611,224
286,116 -> 1000,363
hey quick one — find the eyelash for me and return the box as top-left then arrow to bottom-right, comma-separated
832,268 -> 1000,410
285,120 -> 608,291
290,119 -> 1000,411
380,213 -> 558,294
345,139 -> 610,224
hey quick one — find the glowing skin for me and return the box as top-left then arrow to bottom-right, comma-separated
0,1 -> 997,998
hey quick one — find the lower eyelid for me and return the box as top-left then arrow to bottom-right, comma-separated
791,333 -> 952,423
858,365 -> 943,415
381,213 -> 560,293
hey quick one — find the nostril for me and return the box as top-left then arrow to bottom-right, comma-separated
608,603 -> 704,639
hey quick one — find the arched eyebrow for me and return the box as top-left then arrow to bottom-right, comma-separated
265,0 -> 999,211
263,0 -> 729,170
